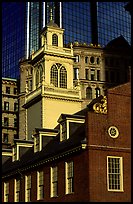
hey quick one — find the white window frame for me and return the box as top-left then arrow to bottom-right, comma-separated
37,171 -> 44,200
65,161 -> 74,194
4,182 -> 9,202
25,175 -> 31,202
107,156 -> 124,192
50,166 -> 58,197
14,178 -> 20,202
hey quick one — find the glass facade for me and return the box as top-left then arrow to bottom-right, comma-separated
2,2 -> 131,79
2,2 -> 25,79
97,2 -> 131,46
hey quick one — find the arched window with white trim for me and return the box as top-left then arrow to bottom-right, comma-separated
52,34 -> 58,46
50,65 -> 58,87
60,66 -> 67,88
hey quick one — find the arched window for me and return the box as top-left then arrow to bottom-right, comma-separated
39,65 -> 43,82
60,66 -> 67,88
86,87 -> 92,99
95,87 -> 100,98
52,34 -> 58,46
50,65 -> 58,87
36,69 -> 39,88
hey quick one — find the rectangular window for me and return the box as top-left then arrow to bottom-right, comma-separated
97,70 -> 100,81
4,182 -> 9,202
74,55 -> 80,62
25,175 -> 31,202
37,171 -> 44,200
14,118 -> 17,128
85,56 -> 89,64
107,156 -> 123,191
6,87 -> 10,94
50,166 -> 58,197
91,69 -> 95,80
14,88 -> 18,95
73,68 -> 79,79
4,101 -> 9,111
65,161 -> 74,194
3,133 -> 8,143
4,117 -> 9,127
14,103 -> 18,111
14,179 -> 20,202
85,69 -> 89,80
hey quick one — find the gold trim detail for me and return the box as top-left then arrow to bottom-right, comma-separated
93,96 -> 107,114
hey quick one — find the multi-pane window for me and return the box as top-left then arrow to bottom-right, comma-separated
25,175 -> 31,202
4,117 -> 9,126
86,87 -> 92,99
14,103 -> 18,111
91,69 -> 95,80
4,182 -> 9,202
4,101 -> 9,111
52,34 -> 58,46
3,133 -> 8,143
14,178 -> 20,202
37,171 -> 44,200
6,87 -> 10,94
65,161 -> 74,194
74,68 -> 79,79
50,65 -> 58,87
50,64 -> 67,88
95,88 -> 100,98
60,66 -> 67,88
50,166 -> 58,197
107,156 -> 123,191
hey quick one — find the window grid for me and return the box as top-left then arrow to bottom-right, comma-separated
66,161 -> 74,194
37,171 -> 44,200
50,65 -> 58,87
50,64 -> 67,88
107,157 -> 123,191
4,182 -> 9,202
60,66 -> 67,88
51,166 -> 58,197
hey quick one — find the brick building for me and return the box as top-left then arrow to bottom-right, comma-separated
2,80 -> 131,202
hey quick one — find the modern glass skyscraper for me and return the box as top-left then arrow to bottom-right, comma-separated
2,2 -> 131,79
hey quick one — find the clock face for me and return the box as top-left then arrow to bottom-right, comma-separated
108,126 -> 119,138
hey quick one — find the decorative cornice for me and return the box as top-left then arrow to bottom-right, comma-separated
93,96 -> 107,114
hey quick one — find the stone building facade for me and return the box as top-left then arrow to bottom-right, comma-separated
2,78 -> 19,147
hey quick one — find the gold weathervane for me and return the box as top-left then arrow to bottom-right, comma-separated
93,96 -> 107,114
